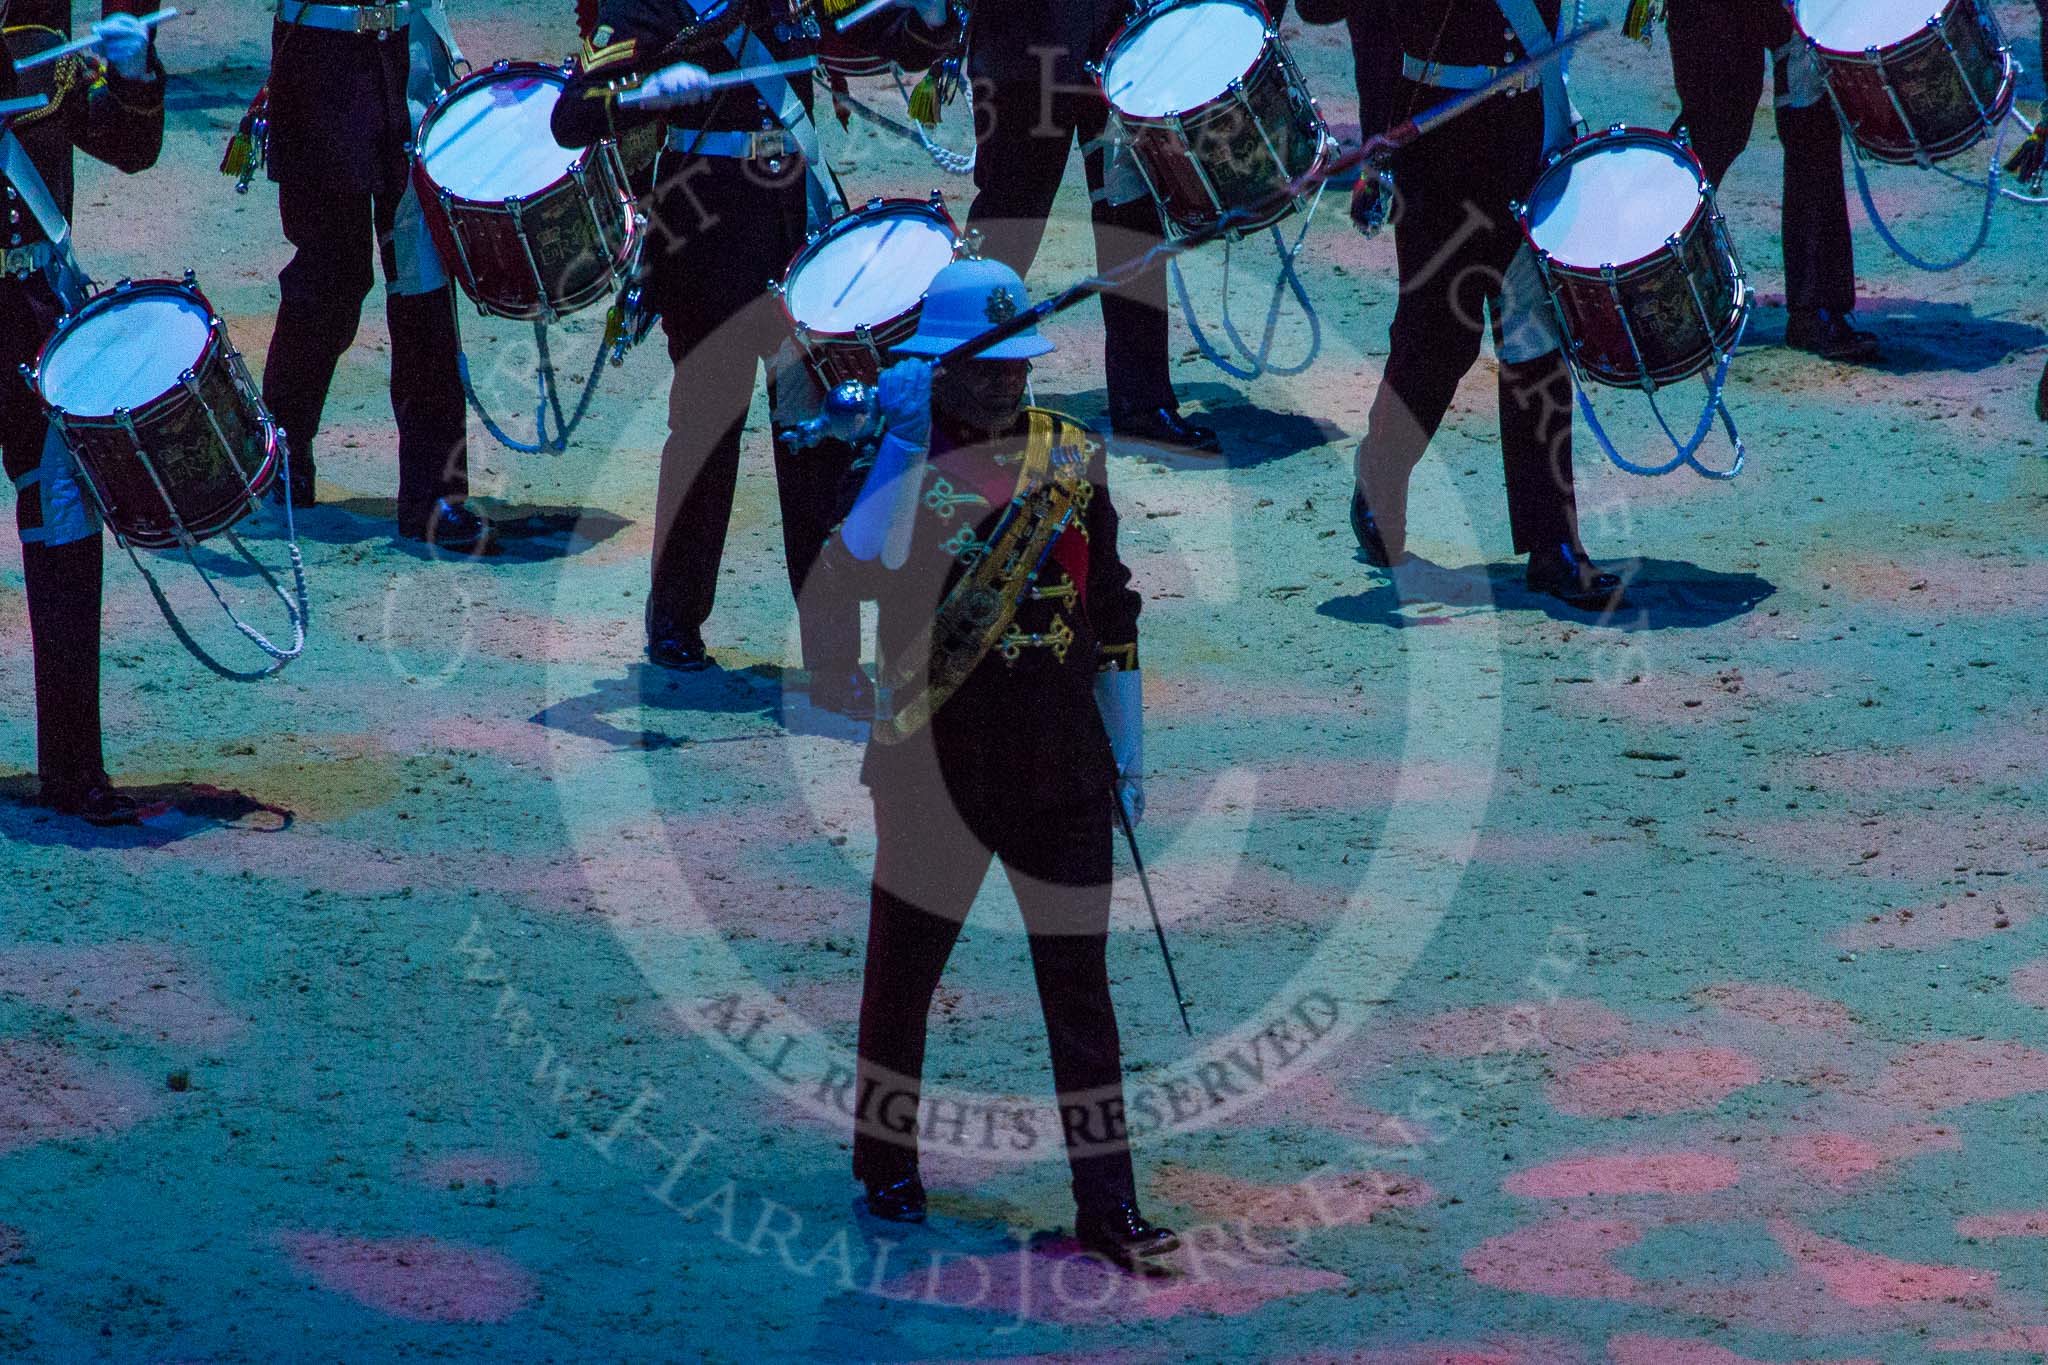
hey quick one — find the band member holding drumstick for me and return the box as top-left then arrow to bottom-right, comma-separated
0,1 -> 164,824
1299,0 -> 1625,609
259,0 -> 495,554
1662,0 -> 1878,363
552,0 -> 956,708
963,3 -> 1223,459
813,256 -> 1178,1271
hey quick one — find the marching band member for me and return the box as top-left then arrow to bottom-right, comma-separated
0,1 -> 164,824
1300,0 -> 1626,609
964,3 -> 1222,458
259,0 -> 495,553
553,0 -> 956,711
1662,0 -> 1878,362
819,257 -> 1177,1272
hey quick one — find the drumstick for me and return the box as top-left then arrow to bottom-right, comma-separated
0,94 -> 49,120
15,7 -> 178,72
835,0 -> 909,29
618,57 -> 817,108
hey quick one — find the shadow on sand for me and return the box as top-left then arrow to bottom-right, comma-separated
1318,555 -> 1776,631
530,662 -> 868,751
0,776 -> 292,849
237,498 -> 633,566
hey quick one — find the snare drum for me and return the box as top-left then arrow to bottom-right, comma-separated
25,276 -> 280,550
1517,127 -> 1749,391
1793,0 -> 2014,166
1098,0 -> 1331,240
775,194 -> 960,388
413,60 -> 640,321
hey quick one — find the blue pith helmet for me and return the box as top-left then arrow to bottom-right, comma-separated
893,257 -> 1055,360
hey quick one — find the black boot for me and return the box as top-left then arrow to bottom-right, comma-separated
1526,542 -> 1626,611
861,1174 -> 927,1224
1076,1200 -> 1179,1272
1109,404 -> 1222,456
1350,487 -> 1394,568
1786,308 -> 1880,363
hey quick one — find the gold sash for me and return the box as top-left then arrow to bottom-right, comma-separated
874,409 -> 1086,745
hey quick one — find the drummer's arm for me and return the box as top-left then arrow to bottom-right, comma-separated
78,46 -> 166,174
1348,3 -> 1401,140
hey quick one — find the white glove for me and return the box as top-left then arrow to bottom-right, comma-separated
840,361 -> 933,568
94,13 -> 152,82
1094,668 -> 1144,828
622,61 -> 714,110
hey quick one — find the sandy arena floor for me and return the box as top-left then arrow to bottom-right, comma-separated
3,2 -> 2048,1361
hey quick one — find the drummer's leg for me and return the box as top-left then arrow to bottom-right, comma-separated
263,178 -> 378,493
3,332 -> 105,799
1355,145 -> 1495,562
965,79 -> 1076,289
1072,93 -> 1176,422
1774,87 -> 1858,321
377,191 -> 472,527
1663,0 -> 1767,189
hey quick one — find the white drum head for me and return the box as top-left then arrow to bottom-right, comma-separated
1104,0 -> 1267,119
1527,137 -> 1705,268
41,288 -> 214,416
1796,0 -> 1940,53
785,209 -> 957,335
421,69 -> 577,204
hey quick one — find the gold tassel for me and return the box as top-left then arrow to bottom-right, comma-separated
907,70 -> 941,126
818,0 -> 864,14
1622,0 -> 1659,44
2006,112 -> 2048,191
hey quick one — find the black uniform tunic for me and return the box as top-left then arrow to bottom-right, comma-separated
554,0 -> 955,669
0,17 -> 163,788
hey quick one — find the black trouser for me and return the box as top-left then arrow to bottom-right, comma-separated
262,177 -> 470,518
967,82 -> 1173,417
853,779 -> 1135,1212
1360,84 -> 1579,560
643,155 -> 857,672
1667,0 -> 1856,317
3,280 -> 105,789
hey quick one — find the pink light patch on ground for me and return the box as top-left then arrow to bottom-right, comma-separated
1290,1340 -> 1587,1365
1956,1210 -> 2048,1240
1744,810 -> 2048,882
1695,983 -> 1855,1035
2008,957 -> 2048,1008
1404,1000 -> 1629,1059
0,943 -> 240,1044
1768,1220 -> 1994,1309
1795,729 -> 2048,795
875,1244 -> 1345,1323
1829,896 -> 2034,951
0,1042 -> 157,1155
1503,1151 -> 1741,1199
1871,1040 -> 2048,1111
408,1151 -> 540,1190
1818,553 -> 2048,615
279,1232 -> 538,1323
1609,1335 -> 1880,1365
1152,1165 -> 1433,1227
1546,1048 -> 1762,1118
1265,1072 -> 1438,1147
1762,1126 -> 1960,1190
1463,1217 -> 1642,1300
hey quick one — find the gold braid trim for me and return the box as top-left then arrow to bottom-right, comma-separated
4,27 -> 80,129
874,409 -> 1082,746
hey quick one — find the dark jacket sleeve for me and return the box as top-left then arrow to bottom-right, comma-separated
1084,441 -> 1141,673
1349,5 -> 1402,139
2,25 -> 163,233
553,0 -> 683,149
848,8 -> 961,75
74,56 -> 165,176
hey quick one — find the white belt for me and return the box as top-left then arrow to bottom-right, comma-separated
666,126 -> 799,162
1,241 -> 57,277
275,1 -> 413,34
1401,52 -> 1539,94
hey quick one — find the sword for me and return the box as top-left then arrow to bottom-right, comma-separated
1115,793 -> 1193,1037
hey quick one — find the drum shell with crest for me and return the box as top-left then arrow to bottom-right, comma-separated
1097,0 -> 1331,241
25,278 -> 279,551
1793,0 -> 2014,166
1517,127 -> 1749,392
775,194 -> 961,389
412,60 -> 641,322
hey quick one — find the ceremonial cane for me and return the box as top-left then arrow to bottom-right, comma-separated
1114,792 -> 1193,1037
